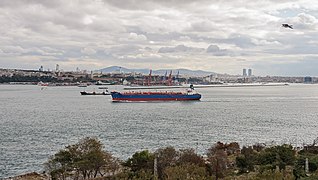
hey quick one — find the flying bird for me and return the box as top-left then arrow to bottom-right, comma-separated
282,24 -> 293,29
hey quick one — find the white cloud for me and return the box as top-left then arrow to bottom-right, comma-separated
83,15 -> 96,25
119,33 -> 148,42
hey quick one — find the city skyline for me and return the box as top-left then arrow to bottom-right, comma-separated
1,0 -> 318,76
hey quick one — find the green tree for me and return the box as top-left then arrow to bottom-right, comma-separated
177,148 -> 205,167
257,144 -> 295,171
125,150 -> 154,173
207,142 -> 228,179
236,155 -> 249,173
45,137 -> 118,179
46,150 -> 73,180
156,146 -> 178,179
236,146 -> 258,173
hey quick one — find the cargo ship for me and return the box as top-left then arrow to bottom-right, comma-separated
111,90 -> 201,102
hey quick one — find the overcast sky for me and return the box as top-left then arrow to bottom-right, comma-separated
1,0 -> 318,76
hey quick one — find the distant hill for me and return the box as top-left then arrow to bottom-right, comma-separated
96,66 -> 215,76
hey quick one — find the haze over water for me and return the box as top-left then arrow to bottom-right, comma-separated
1,84 -> 318,178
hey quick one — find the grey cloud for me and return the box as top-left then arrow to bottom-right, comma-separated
188,21 -> 218,32
290,13 -> 318,30
0,0 -> 62,8
103,0 -> 211,10
227,34 -> 256,48
144,47 -> 152,51
158,45 -> 204,53
206,44 -> 234,56
81,47 -> 97,55
27,47 -> 64,56
206,45 -> 220,52
2,0 -> 318,75
252,57 -> 318,76
106,45 -> 143,56
0,46 -> 26,55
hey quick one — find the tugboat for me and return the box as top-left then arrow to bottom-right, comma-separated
80,90 -> 110,95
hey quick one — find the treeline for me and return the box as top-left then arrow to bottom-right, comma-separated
45,137 -> 318,180
0,75 -> 57,83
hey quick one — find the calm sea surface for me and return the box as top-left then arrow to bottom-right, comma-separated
1,84 -> 318,178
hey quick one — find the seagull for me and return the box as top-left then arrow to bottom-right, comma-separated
282,24 -> 293,29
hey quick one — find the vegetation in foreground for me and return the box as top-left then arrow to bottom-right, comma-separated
45,137 -> 318,180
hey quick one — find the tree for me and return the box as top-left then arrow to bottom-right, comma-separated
124,150 -> 154,173
236,146 -> 257,173
207,142 -> 228,179
155,146 -> 178,179
46,150 -> 73,180
45,137 -> 119,179
177,148 -> 205,167
257,144 -> 295,171
236,156 -> 249,173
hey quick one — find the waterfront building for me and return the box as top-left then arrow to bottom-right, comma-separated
243,69 -> 247,76
304,76 -> 312,83
248,69 -> 252,76
56,64 -> 59,72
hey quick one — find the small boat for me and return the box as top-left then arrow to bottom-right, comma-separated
111,89 -> 201,102
80,91 -> 110,95
38,81 -> 49,86
95,81 -> 115,85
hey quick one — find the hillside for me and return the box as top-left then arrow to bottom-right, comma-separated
97,66 -> 215,76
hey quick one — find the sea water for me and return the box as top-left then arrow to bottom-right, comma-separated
1,84 -> 318,178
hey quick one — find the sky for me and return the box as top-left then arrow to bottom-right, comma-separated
1,0 -> 318,76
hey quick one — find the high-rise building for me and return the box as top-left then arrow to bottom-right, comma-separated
39,65 -> 43,72
304,76 -> 312,83
56,64 -> 59,72
248,69 -> 252,76
243,69 -> 247,76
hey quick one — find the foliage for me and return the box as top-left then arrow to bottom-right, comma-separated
257,144 -> 295,170
256,169 -> 284,180
45,138 -> 318,180
124,150 -> 154,173
155,146 -> 178,179
45,137 -> 119,180
164,163 -> 208,180
236,156 -> 250,173
0,75 -> 56,83
206,142 -> 229,179
236,146 -> 259,173
177,148 -> 205,167
207,141 -> 240,156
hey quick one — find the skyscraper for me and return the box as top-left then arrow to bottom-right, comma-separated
243,69 -> 247,76
248,69 -> 252,76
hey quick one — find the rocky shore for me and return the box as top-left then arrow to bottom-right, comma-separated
3,172 -> 48,180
